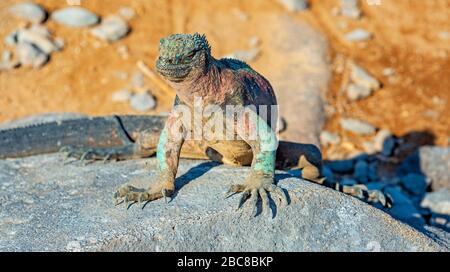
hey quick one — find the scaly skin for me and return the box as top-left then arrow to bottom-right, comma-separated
112,33 -> 392,212
115,33 -> 286,214
0,33 -> 392,212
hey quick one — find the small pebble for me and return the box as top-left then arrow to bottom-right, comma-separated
346,83 -> 372,101
350,63 -> 380,91
16,42 -> 48,68
320,131 -> 341,145
421,189 -> 450,215
382,68 -> 395,77
130,91 -> 157,112
91,15 -> 130,42
17,29 -> 58,54
340,118 -> 376,135
52,7 -> 99,28
9,2 -> 47,24
111,89 -> 132,102
345,28 -> 372,42
278,0 -> 309,11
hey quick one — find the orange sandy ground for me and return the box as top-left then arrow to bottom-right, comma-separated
0,0 -> 449,155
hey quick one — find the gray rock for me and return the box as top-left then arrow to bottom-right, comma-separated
17,29 -> 58,54
15,42 -> 48,68
9,2 -> 47,24
346,83 -> 372,101
326,159 -> 354,174
416,147 -> 450,190
51,7 -> 99,28
278,0 -> 309,11
345,29 -> 372,42
29,24 -> 51,37
350,63 -> 381,91
0,155 -> 446,251
130,92 -> 157,112
401,174 -> 429,196
422,189 -> 450,216
339,0 -> 361,19
90,16 -> 130,42
384,187 -> 426,227
340,118 -> 376,135
354,160 -> 369,183
320,131 -> 341,145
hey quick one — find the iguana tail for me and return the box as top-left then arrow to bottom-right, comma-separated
295,155 -> 393,209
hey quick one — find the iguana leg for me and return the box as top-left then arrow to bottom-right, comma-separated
226,109 -> 287,217
114,113 -> 185,207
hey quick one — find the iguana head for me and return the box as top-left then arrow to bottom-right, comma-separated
156,33 -> 211,82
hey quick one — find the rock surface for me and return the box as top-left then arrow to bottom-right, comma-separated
0,155 -> 446,252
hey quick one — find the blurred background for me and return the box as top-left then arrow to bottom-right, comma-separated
0,0 -> 449,231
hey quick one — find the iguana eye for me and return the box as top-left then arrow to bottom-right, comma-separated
184,50 -> 197,61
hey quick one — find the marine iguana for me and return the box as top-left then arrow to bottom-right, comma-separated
0,33 -> 391,213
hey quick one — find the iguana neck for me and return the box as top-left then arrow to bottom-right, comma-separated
167,57 -> 228,106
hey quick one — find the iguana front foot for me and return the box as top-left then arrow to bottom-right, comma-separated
226,172 -> 288,218
113,174 -> 175,209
